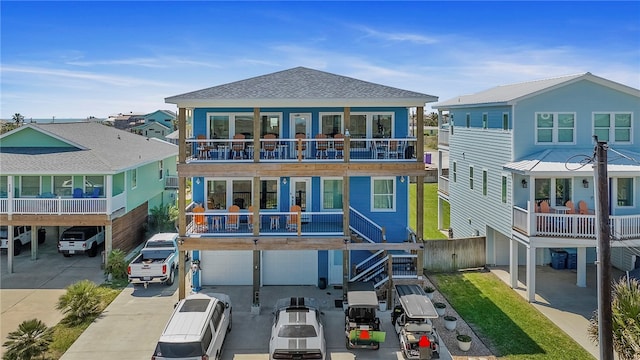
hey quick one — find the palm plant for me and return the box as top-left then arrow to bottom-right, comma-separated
104,249 -> 128,281
2,318 -> 53,360
588,277 -> 640,360
56,280 -> 103,326
12,113 -> 24,126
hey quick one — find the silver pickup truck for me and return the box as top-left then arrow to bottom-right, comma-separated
58,226 -> 105,257
127,233 -> 179,288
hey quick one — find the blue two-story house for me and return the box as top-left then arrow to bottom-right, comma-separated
165,67 -> 437,301
433,73 -> 640,302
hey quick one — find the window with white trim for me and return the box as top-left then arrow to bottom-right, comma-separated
482,113 -> 488,129
469,166 -> 474,190
501,175 -> 507,203
502,113 -> 509,130
21,176 -> 40,197
158,160 -> 164,180
319,113 -> 343,137
535,112 -> 575,144
131,169 -> 137,189
371,177 -> 395,211
593,112 -> 632,143
321,178 -> 343,210
482,169 -> 488,196
617,178 -> 634,207
465,113 -> 470,128
452,161 -> 457,182
349,112 -> 394,140
205,178 -> 266,210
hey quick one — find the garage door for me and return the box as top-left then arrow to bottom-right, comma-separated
262,250 -> 317,285
201,250 -> 253,285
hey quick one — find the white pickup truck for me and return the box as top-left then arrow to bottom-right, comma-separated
127,233 -> 179,288
58,226 -> 105,257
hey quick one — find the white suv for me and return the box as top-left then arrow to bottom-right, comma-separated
0,226 -> 32,256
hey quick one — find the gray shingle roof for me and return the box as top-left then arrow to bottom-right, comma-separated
503,148 -> 640,175
0,122 -> 177,174
433,72 -> 640,109
165,66 -> 437,107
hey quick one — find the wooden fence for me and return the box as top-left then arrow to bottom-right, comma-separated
422,236 -> 486,272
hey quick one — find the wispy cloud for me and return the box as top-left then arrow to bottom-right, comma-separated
66,56 -> 221,69
354,25 -> 439,45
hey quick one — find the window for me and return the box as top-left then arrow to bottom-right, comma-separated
535,178 -> 551,203
86,176 -> 104,196
260,179 -> 278,210
260,114 -> 281,137
536,112 -> 575,144
158,160 -> 164,180
372,177 -> 395,211
212,302 -> 224,330
349,112 -> 394,140
501,175 -> 507,203
555,178 -> 572,207
502,113 -> 509,130
207,180 -> 227,210
209,115 -> 229,139
452,161 -> 457,183
482,113 -> 488,129
322,178 -> 343,210
131,169 -> 137,189
320,113 -> 343,137
482,170 -> 488,196
54,176 -> 72,196
0,176 -> 7,197
469,166 -> 474,190
617,178 -> 634,206
21,176 -> 40,197
594,112 -> 632,143
206,178 -> 262,210
232,180 -> 252,209
465,113 -> 470,128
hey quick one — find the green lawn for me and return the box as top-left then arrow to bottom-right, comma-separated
409,183 -> 449,239
432,271 -> 594,359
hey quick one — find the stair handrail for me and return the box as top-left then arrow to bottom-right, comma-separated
350,254 -> 389,283
354,249 -> 385,273
349,206 -> 385,243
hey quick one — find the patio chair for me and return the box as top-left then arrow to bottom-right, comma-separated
226,205 -> 240,230
388,140 -> 401,159
315,134 -> 328,159
231,134 -> 245,160
286,205 -> 301,231
539,200 -> 551,213
193,205 -> 207,233
565,200 -> 576,214
72,188 -> 84,198
263,133 -> 277,159
196,134 -> 211,159
578,200 -> 594,215
334,133 -> 344,159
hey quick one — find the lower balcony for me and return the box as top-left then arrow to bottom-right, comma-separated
513,205 -> 640,241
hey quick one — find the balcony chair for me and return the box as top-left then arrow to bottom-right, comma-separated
196,134 -> 212,159
226,205 -> 240,231
565,200 -> 576,214
334,133 -> 344,159
315,134 -> 328,159
287,205 -> 301,231
388,140 -> 401,159
231,134 -> 245,160
193,205 -> 207,233
263,133 -> 277,159
539,200 -> 551,213
374,139 -> 388,159
72,188 -> 84,198
578,200 -> 594,215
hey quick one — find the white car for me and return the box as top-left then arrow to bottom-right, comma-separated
269,297 -> 326,360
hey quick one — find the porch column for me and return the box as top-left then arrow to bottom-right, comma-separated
343,107 -> 350,163
252,176 -> 260,307
253,108 -> 260,162
437,197 -> 443,230
342,172 -> 351,300
106,175 -> 113,213
177,107 -> 187,300
509,237 -> 518,288
7,225 -> 13,273
30,227 -> 38,260
577,247 -> 587,287
526,244 -> 536,302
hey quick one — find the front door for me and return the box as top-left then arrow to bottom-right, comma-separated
290,177 -> 311,223
328,250 -> 343,285
290,113 -> 311,158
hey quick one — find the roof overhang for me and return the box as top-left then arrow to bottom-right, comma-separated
165,97 -> 437,109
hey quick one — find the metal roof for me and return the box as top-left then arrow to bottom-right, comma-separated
503,148 -> 640,176
165,66 -> 438,108
394,284 -> 438,319
433,72 -> 640,109
0,122 -> 178,175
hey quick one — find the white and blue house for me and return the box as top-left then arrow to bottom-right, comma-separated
433,73 -> 640,301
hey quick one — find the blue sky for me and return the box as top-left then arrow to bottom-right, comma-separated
1,1 -> 639,119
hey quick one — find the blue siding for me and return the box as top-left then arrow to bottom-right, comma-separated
318,250 -> 328,283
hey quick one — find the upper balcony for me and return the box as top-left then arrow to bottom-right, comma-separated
0,193 -> 126,215
186,137 -> 417,163
438,127 -> 450,147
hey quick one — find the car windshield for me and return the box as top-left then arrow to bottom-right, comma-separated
141,249 -> 173,260
154,342 -> 204,358
146,240 -> 175,248
278,324 -> 317,338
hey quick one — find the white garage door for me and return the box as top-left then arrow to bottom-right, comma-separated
201,250 -> 253,285
262,250 -> 318,285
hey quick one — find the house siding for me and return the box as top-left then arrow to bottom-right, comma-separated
448,127 -> 513,239
1,128 -> 73,148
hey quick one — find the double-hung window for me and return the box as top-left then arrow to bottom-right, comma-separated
465,114 -> 470,128
482,170 -> 488,196
593,112 -> 632,143
482,113 -> 488,129
158,160 -> 164,180
617,178 -> 634,207
502,113 -> 509,131
536,112 -> 575,144
321,178 -> 343,210
469,166 -> 474,190
131,170 -> 137,189
371,177 -> 395,211
452,161 -> 457,183
501,175 -> 507,203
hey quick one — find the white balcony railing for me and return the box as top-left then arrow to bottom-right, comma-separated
1,194 -> 126,215
513,205 -> 640,240
438,128 -> 450,146
438,175 -> 449,195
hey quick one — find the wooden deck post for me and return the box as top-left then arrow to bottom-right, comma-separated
178,107 -> 187,301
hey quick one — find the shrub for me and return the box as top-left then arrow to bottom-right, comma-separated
2,318 -> 53,360
56,280 -> 102,326
104,249 -> 128,281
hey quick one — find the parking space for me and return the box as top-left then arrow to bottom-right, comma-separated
1,232 -> 105,355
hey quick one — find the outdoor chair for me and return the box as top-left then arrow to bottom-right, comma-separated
315,134 -> 328,159
334,133 -> 344,159
263,134 -> 277,159
286,205 -> 301,231
231,134 -> 245,160
72,188 -> 84,198
193,205 -> 207,233
226,205 -> 240,230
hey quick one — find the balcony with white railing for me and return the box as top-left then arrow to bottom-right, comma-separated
438,175 -> 449,196
1,193 -> 126,215
185,137 -> 417,163
513,205 -> 640,241
438,127 -> 450,146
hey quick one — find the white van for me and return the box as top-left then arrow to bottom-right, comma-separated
152,293 -> 232,360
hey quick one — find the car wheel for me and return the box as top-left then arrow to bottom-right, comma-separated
13,240 -> 21,256
88,243 -> 98,257
165,268 -> 175,286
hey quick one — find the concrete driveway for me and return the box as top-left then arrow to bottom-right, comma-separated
0,234 -> 105,356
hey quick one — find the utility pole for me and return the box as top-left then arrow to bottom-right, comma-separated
594,139 -> 613,360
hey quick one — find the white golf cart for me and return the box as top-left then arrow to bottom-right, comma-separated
344,281 -> 385,350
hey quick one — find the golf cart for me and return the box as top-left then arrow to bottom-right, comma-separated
392,284 -> 443,359
344,281 -> 385,350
